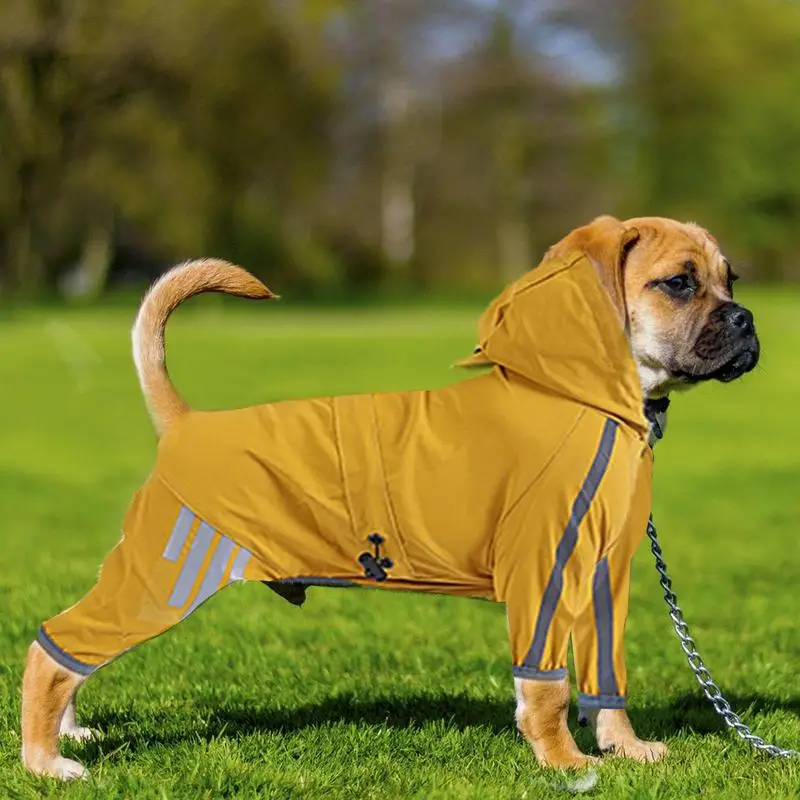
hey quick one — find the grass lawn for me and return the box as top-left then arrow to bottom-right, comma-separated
1,288 -> 799,798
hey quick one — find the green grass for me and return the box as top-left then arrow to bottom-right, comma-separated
1,289 -> 799,798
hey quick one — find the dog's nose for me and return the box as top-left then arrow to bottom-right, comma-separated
726,305 -> 755,338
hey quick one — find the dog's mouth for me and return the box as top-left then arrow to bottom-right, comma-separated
673,338 -> 760,385
710,343 -> 760,382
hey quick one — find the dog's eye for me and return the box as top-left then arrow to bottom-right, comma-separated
661,274 -> 693,297
728,272 -> 739,296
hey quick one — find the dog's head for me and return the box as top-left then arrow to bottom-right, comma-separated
547,215 -> 760,398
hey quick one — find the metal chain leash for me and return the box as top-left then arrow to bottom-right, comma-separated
646,515 -> 799,758
643,399 -> 798,758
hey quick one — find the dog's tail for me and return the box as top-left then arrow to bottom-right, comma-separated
132,259 -> 276,436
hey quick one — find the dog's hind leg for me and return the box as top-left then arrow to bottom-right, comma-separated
21,477 -> 263,780
21,642 -> 88,780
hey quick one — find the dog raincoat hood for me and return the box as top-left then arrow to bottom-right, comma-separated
458,250 -> 648,436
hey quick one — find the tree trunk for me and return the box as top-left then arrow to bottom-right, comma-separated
496,211 -> 531,284
6,212 -> 45,295
379,78 -> 415,269
62,213 -> 115,299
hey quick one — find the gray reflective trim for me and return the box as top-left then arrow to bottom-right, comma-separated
228,547 -> 252,582
592,556 -> 619,696
521,418 -> 618,672
182,535 -> 237,618
512,665 -> 567,681
37,627 -> 97,676
167,521 -> 215,608
163,506 -> 196,562
577,692 -> 627,710
274,577 -> 357,588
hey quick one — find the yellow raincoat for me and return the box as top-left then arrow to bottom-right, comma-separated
39,249 -> 652,709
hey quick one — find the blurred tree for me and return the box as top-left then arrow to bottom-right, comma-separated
0,0 -> 74,295
0,0 -> 340,297
3,0 -> 800,298
561,0 -> 800,279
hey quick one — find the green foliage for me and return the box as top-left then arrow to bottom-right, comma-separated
1,294 -> 799,796
622,0 -> 800,278
3,1 -> 800,296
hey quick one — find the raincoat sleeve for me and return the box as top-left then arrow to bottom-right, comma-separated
570,449 -> 653,709
495,416 -> 626,682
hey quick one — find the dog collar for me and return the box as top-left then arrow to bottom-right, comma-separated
644,396 -> 670,448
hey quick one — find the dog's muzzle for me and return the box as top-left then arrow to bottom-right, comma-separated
710,303 -> 760,382
676,302 -> 760,384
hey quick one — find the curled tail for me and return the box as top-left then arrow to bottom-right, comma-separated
132,258 -> 276,436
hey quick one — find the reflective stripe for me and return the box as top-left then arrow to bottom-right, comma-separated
521,418 -> 618,671
577,692 -> 626,710
37,626 -> 97,676
512,665 -> 567,681
228,547 -> 252,582
167,522 -> 215,608
163,506 -> 196,562
592,556 -> 619,695
182,535 -> 237,618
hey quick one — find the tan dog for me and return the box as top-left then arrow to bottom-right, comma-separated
482,215 -> 759,765
20,216 -> 759,780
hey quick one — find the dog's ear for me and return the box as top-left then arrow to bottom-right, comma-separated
545,215 -> 640,325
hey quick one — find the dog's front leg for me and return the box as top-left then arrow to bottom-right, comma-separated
21,642 -> 88,780
515,677 -> 597,769
59,688 -> 95,742
568,456 -> 666,764
571,575 -> 668,764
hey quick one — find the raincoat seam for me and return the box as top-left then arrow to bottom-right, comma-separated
332,397 -> 360,546
488,409 -> 589,592
508,257 -> 583,295
369,395 -> 412,574
497,407 -> 588,530
581,283 -> 619,377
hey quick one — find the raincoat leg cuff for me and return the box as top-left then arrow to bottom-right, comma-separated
577,692 -> 627,709
512,665 -> 568,681
37,626 -> 98,677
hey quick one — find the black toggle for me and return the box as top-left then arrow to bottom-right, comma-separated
358,533 -> 394,581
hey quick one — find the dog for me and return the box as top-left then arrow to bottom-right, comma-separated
20,215 -> 759,780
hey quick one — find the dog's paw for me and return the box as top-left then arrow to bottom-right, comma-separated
60,725 -> 96,742
602,738 -> 668,763
540,751 -> 600,770
52,757 -> 89,781
28,756 -> 89,781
